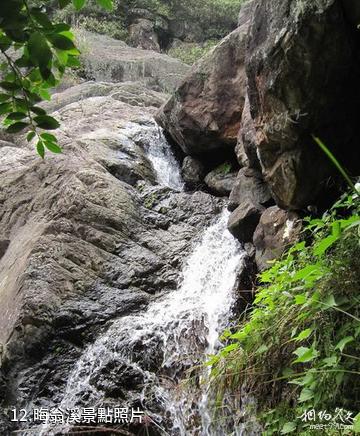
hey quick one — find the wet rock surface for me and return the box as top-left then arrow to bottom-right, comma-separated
0,80 -> 224,435
181,156 -> 205,189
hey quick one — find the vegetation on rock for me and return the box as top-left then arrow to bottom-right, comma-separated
53,0 -> 245,47
168,40 -> 219,65
210,169 -> 360,433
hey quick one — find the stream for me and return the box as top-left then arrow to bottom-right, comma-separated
36,124 -> 246,435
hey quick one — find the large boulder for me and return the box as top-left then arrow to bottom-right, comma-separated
128,18 -> 161,52
253,206 -> 302,271
229,167 -> 272,212
77,30 -> 189,93
246,0 -> 360,209
156,5 -> 253,155
205,168 -> 238,196
181,156 -> 205,189
228,200 -> 264,243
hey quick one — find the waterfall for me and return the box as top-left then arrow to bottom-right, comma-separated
35,125 -> 245,435
121,121 -> 184,191
39,209 -> 245,435
145,126 -> 184,191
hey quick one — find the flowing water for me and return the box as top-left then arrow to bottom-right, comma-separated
36,125 -> 245,435
52,210 -> 244,435
120,120 -> 184,191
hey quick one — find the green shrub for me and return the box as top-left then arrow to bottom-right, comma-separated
168,40 -> 218,65
53,0 -> 129,40
53,0 -> 245,42
209,192 -> 360,434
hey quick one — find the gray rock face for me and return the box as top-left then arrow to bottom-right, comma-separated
128,18 -> 161,52
0,81 -> 224,434
246,0 -> 360,209
228,200 -> 264,243
158,0 -> 360,214
205,169 -> 238,196
229,167 -> 272,212
253,206 -> 302,271
78,30 -> 190,93
181,156 -> 205,188
44,81 -> 168,114
235,95 -> 259,169
156,9 -> 252,155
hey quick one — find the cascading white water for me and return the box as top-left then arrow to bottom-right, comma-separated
142,124 -> 184,191
36,125 -> 246,435
121,121 -> 184,191
47,209 -> 245,435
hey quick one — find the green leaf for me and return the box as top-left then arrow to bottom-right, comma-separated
0,94 -> 11,103
47,34 -> 76,51
281,422 -> 296,434
27,131 -> 36,142
294,294 -> 306,305
293,347 -> 318,364
96,0 -> 113,10
36,140 -> 45,159
0,102 -> 12,115
335,336 -> 354,353
6,111 -> 27,121
353,412 -> 360,433
39,66 -> 52,81
72,0 -> 86,10
34,115 -> 60,130
299,388 -> 314,402
66,56 -> 81,68
0,81 -> 21,91
0,35 -> 12,51
332,220 -> 341,238
293,328 -> 312,342
294,264 -> 321,281
53,23 -> 71,32
222,343 -> 239,353
322,294 -> 337,310
30,106 -> 47,116
321,355 -> 337,367
39,89 -> 51,101
313,234 -> 338,256
44,141 -> 62,153
28,32 -> 52,71
15,56 -> 34,68
31,9 -> 53,29
289,372 -> 314,386
6,122 -> 29,133
40,132 -> 58,143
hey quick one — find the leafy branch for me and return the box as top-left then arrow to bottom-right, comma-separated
0,0 -> 113,157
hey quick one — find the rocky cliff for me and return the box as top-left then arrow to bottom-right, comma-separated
157,0 -> 360,271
